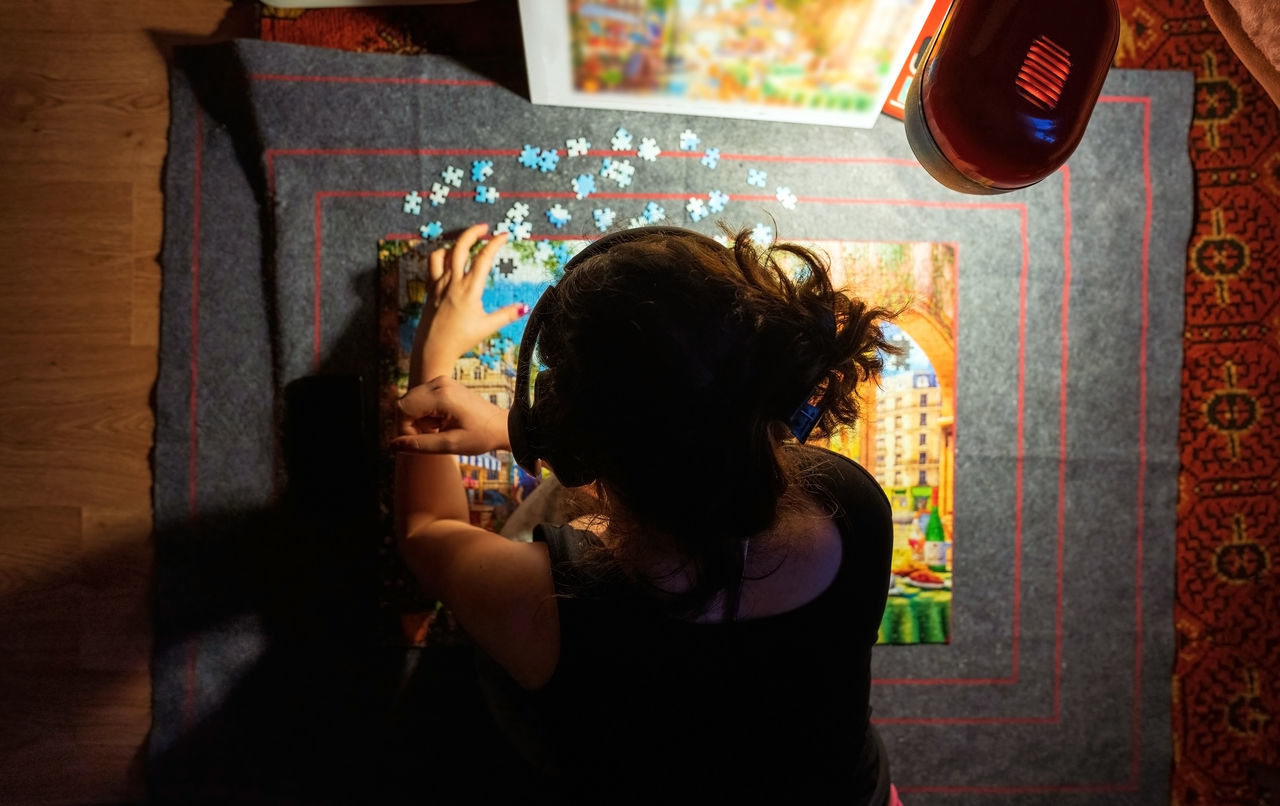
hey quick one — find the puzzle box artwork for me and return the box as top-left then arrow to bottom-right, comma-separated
520,0 -> 936,129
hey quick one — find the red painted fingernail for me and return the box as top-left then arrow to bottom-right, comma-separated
518,304 -> 530,317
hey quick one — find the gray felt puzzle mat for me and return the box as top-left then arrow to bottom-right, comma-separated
155,39 -> 1192,803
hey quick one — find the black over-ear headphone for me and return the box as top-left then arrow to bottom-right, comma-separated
507,226 -> 722,487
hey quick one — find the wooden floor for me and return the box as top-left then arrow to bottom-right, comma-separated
0,2 -> 251,802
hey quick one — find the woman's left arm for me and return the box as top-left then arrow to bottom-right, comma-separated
392,224 -> 557,689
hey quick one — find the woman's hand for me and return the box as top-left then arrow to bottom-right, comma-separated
393,375 -> 511,455
411,223 -> 526,384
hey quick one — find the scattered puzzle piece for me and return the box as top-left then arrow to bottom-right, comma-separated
642,201 -> 665,223
403,190 -> 423,215
419,220 -> 444,240
566,136 -> 590,157
593,207 -> 616,231
751,223 -> 773,245
747,169 -> 767,188
471,159 -> 494,182
627,216 -> 649,229
679,129 -> 700,151
429,182 -> 450,206
775,186 -> 798,210
475,185 -> 500,204
686,197 -> 709,222
496,218 -> 529,239
537,149 -> 560,173
546,204 -> 572,228
506,201 -> 531,222
603,158 -> 636,187
637,137 -> 661,162
707,190 -> 729,213
518,144 -> 542,169
701,147 -> 720,169
441,165 -> 463,187
611,127 -> 634,151
572,173 -> 596,200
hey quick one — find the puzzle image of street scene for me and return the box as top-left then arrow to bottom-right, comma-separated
378,235 -> 957,645
567,0 -> 931,116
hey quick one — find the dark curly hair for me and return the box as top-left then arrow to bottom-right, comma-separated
531,225 -> 901,616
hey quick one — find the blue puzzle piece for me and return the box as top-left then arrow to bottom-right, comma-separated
546,204 -> 571,228
471,159 -> 494,182
593,207 -> 616,232
708,190 -> 730,213
419,220 -> 444,240
537,148 -> 560,173
518,145 -> 541,169
701,147 -> 720,169
572,173 -> 596,200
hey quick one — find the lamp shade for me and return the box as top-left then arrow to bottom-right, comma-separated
905,0 -> 1121,194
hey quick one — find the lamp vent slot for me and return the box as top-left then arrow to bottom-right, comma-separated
1017,36 -> 1070,110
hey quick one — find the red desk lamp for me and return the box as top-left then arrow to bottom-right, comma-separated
905,0 -> 1121,194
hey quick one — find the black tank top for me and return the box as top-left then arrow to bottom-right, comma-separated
478,446 -> 894,804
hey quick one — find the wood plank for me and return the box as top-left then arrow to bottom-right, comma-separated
79,508 -> 152,672
0,0 -> 252,800
1,0 -> 235,34
0,507 -> 82,667
0,448 -> 150,509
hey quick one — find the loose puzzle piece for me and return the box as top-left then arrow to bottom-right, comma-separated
429,182 -> 450,206
471,159 -> 494,182
603,158 -> 636,187
637,137 -> 661,162
776,186 -> 798,210
642,201 -> 666,223
747,169 -> 768,188
751,223 -> 773,245
707,189 -> 730,213
537,149 -> 560,173
566,136 -> 590,157
441,165 -> 464,188
497,218 -> 533,241
475,185 -> 500,204
610,127 -> 634,151
546,204 -> 572,228
627,216 -> 649,229
593,207 -> 616,231
505,201 -> 531,222
419,220 -> 444,240
402,190 -> 423,215
701,147 -> 720,169
686,197 -> 709,222
679,129 -> 700,151
518,145 -> 542,170
572,173 -> 596,200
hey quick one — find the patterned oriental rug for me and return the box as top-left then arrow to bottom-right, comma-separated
253,1 -> 1280,802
